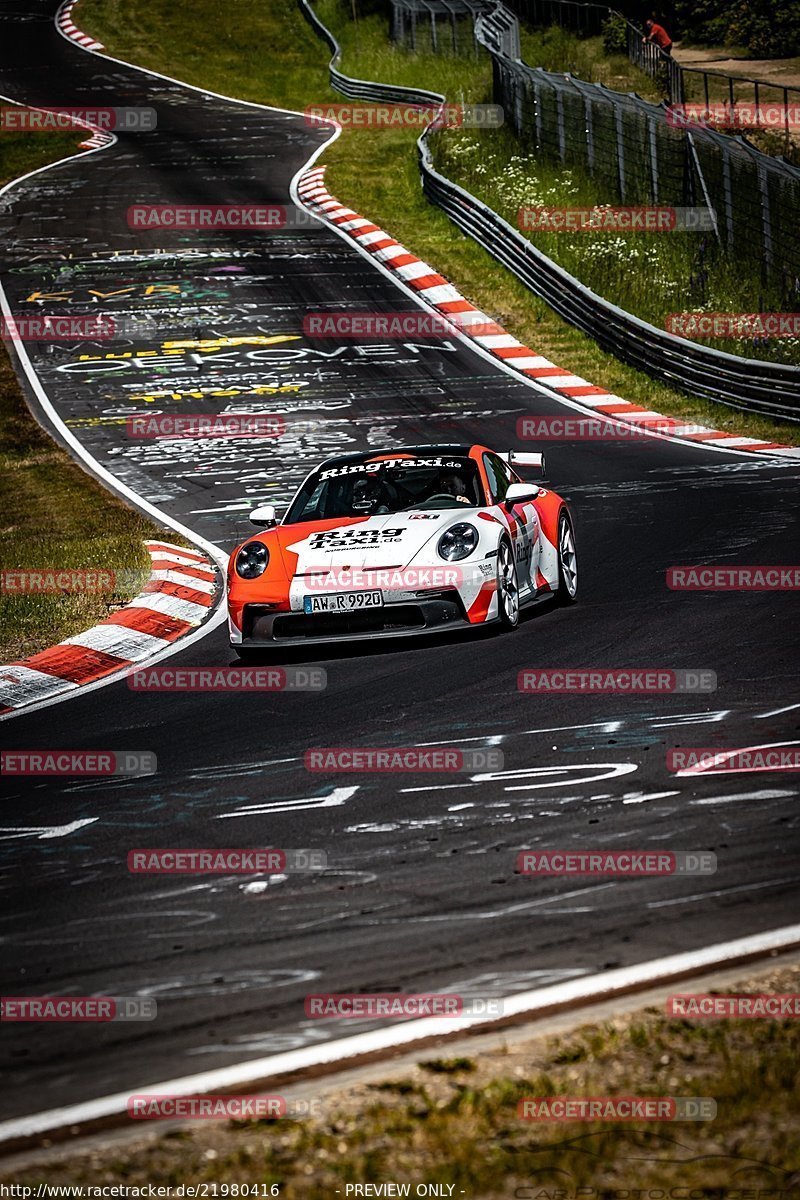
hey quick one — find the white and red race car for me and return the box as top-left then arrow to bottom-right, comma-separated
227,443 -> 577,653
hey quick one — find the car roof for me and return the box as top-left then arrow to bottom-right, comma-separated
318,445 -> 483,469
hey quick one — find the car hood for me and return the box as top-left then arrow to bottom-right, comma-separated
273,510 -> 476,575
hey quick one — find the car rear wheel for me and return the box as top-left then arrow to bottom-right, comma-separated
557,511 -> 578,603
497,539 -> 520,629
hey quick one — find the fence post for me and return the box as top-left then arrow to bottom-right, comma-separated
614,99 -> 626,201
584,93 -> 594,175
648,114 -> 658,202
534,76 -> 543,150
720,139 -> 734,251
556,84 -> 566,162
687,132 -> 722,246
758,156 -> 774,281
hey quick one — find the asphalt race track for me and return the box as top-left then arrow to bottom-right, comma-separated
1,0 -> 799,1127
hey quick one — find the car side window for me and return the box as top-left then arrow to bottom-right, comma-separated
483,453 -> 511,503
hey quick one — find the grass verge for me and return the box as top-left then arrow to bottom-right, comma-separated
0,126 -> 166,663
3,962 -> 798,1193
74,0 -> 799,446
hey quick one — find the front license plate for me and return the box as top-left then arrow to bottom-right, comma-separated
303,590 -> 383,614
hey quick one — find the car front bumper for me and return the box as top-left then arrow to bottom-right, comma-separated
236,593 -> 482,648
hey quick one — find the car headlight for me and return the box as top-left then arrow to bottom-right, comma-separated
437,523 -> 479,562
235,542 -> 269,579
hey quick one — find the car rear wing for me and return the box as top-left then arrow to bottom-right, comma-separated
499,451 -> 546,476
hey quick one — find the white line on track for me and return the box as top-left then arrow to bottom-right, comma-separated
0,922 -> 798,1146
755,703 -> 800,718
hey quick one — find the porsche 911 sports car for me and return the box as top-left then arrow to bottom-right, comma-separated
227,443 -> 577,653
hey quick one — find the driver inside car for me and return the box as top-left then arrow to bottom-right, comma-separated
437,470 -> 474,505
350,474 -> 395,514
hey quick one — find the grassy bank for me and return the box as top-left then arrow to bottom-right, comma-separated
4,962 -> 798,1193
74,0 -> 799,445
0,128 -> 163,662
433,127 -> 798,366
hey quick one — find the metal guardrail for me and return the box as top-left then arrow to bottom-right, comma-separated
298,0 -> 800,421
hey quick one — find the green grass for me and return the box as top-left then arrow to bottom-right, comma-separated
5,964 -> 798,1193
519,26 -> 663,100
73,0 -> 799,446
433,126 -> 799,366
0,125 -> 167,662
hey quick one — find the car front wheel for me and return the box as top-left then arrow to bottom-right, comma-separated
556,511 -> 578,603
497,539 -> 520,629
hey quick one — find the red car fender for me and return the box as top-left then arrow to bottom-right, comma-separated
533,489 -> 568,592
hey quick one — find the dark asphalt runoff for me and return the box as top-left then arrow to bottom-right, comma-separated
0,0 -> 799,1125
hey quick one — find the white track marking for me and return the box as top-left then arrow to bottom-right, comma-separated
689,788 -> 797,805
0,819 -> 98,842
1,923 -> 798,1145
673,740 -> 800,776
215,787 -> 359,819
402,762 -> 639,793
755,703 -> 800,718
646,876 -> 798,908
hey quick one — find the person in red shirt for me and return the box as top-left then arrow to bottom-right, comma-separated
643,18 -> 673,56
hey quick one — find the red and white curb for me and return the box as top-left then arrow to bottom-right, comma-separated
297,166 -> 799,458
56,0 -> 104,52
54,1 -> 112,147
0,541 -> 219,717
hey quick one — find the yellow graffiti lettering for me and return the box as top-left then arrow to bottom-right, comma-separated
143,284 -> 182,295
160,335 -> 300,351
87,288 -> 137,299
24,291 -> 72,303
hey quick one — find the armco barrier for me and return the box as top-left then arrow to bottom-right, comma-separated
299,0 -> 800,421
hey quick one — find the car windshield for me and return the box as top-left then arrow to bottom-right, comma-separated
284,456 -> 483,523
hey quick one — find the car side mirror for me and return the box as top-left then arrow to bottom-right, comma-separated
505,482 -> 540,508
249,504 -> 278,527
